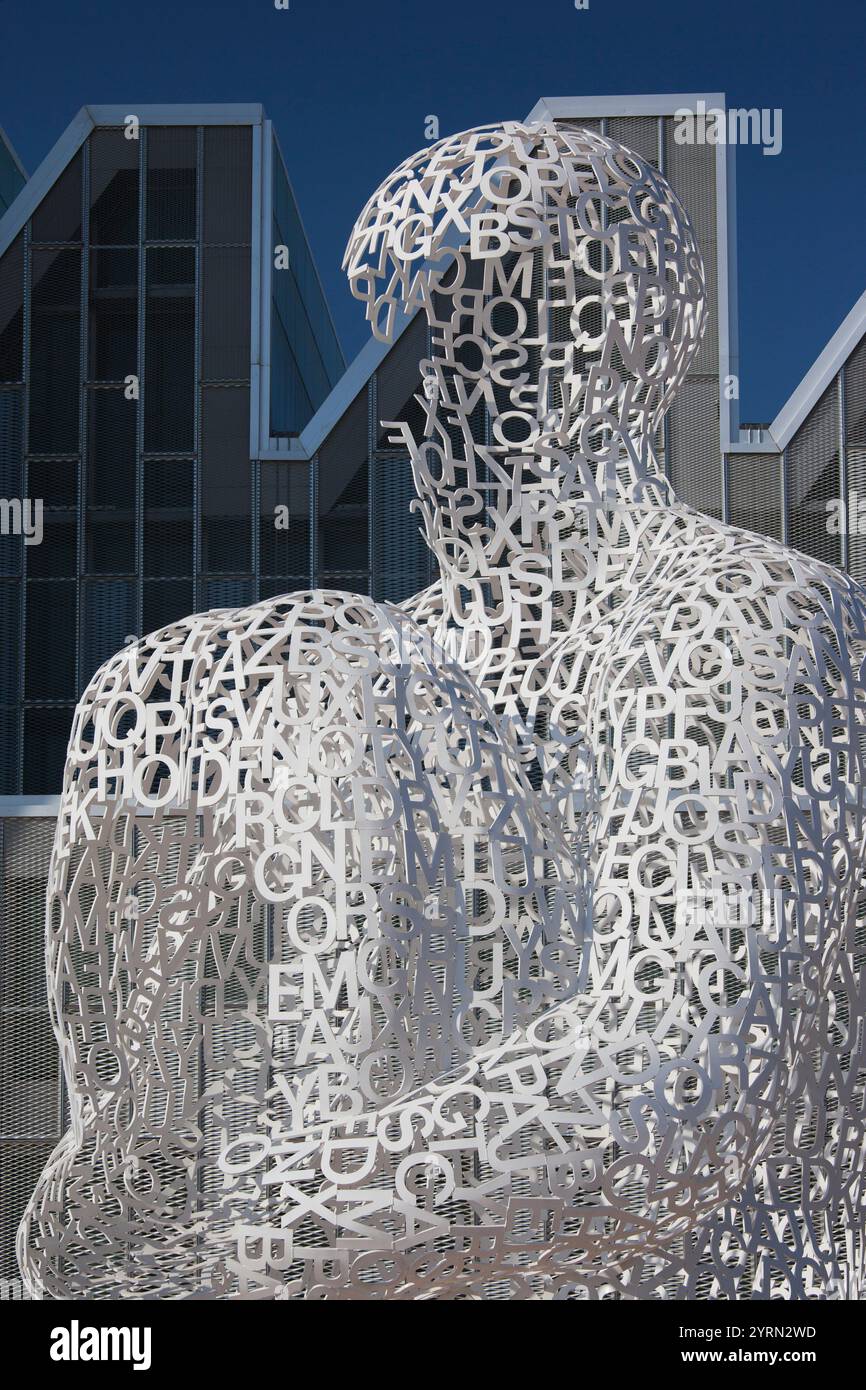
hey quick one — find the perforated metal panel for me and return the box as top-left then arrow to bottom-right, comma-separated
0,234 -> 24,383
845,339 -> 866,584
201,246 -> 251,383
201,386 -> 252,574
557,119 -> 602,134
0,704 -> 18,795
0,817 -> 61,1284
0,819 -> 60,1278
26,468 -> 76,579
846,337 -> 866,447
661,115 -> 722,517
726,452 -> 783,540
28,247 -> 82,455
30,151 -> 82,245
0,1141 -> 54,1285
202,128 -> 252,245
0,388 -> 23,577
143,458 -> 194,578
89,129 -> 139,246
144,246 -> 195,454
668,375 -> 722,517
22,707 -> 74,794
86,387 -> 136,574
259,460 -> 311,586
146,127 -> 197,242
0,554 -> 20,782
88,248 -> 137,384
665,126 -> 718,376
0,577 -> 19,705
203,578 -> 255,609
372,454 -> 433,603
24,582 -> 75,701
375,313 -> 427,447
606,116 -> 659,166
316,388 -> 369,588
786,382 -> 841,567
143,578 -> 194,635
81,578 -> 136,682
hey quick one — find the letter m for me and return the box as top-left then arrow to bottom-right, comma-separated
303,950 -> 359,1011
729,108 -> 761,145
404,825 -> 454,888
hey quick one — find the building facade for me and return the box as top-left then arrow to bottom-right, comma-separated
0,105 -> 344,798
725,296 -> 866,586
0,104 -> 347,1283
1,93 -> 865,1287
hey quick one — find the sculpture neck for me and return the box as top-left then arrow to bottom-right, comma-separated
428,446 -> 679,701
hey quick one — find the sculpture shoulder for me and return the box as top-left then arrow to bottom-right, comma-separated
66,586 -> 531,804
647,509 -> 866,662
542,510 -> 866,757
588,508 -> 866,680
76,588 -> 446,708
401,579 -> 446,631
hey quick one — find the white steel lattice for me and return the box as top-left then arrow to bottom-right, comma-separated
18,122 -> 866,1300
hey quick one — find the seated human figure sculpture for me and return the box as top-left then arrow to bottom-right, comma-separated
19,121 -> 866,1300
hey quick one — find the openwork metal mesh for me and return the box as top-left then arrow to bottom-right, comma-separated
5,119 -> 866,1301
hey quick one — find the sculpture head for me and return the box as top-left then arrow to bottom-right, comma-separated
345,121 -> 707,576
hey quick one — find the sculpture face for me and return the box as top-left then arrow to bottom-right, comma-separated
18,123 -> 866,1301
345,122 -> 706,576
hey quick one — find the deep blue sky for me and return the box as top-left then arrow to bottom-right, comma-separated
1,0 -> 862,423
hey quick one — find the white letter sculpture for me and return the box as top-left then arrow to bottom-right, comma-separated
19,122 -> 866,1300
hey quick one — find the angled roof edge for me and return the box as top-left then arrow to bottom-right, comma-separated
270,123 -> 346,375
0,795 -> 61,817
0,124 -> 28,181
770,285 -> 866,450
0,103 -> 266,262
0,107 -> 93,257
527,93 -> 727,121
84,102 -> 264,126
284,304 -> 419,461
262,307 -> 418,462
